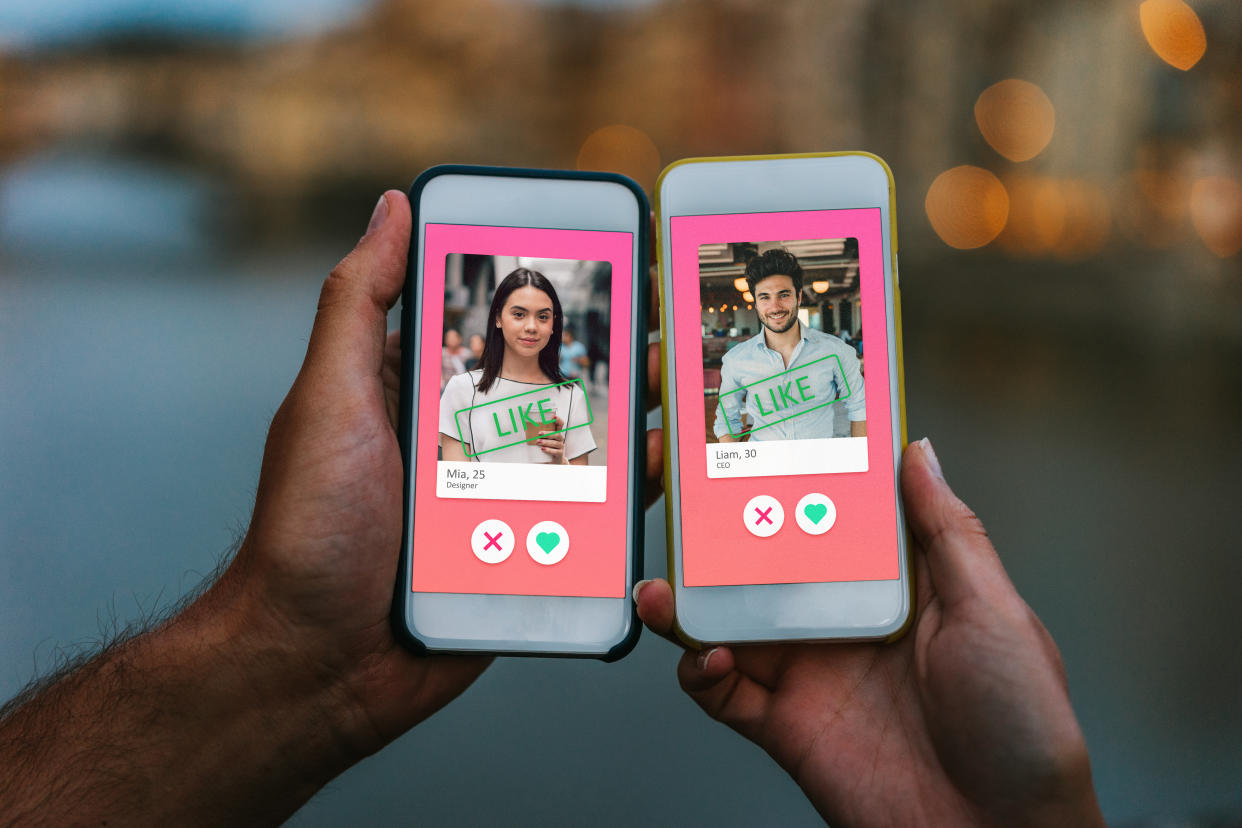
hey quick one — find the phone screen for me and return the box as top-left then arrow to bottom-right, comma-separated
410,223 -> 634,598
669,208 -> 900,587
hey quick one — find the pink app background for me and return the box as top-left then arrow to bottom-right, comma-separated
671,209 -> 900,587
411,224 -> 634,598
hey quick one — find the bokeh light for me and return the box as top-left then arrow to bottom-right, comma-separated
1117,168 -> 1190,248
576,125 -> 661,194
998,176 -> 1112,259
1055,180 -> 1112,260
925,166 -> 1009,249
1140,0 -> 1207,71
997,175 -> 1064,256
974,79 -> 1056,162
1190,176 -> 1242,257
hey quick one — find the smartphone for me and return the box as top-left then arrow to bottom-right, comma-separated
393,165 -> 648,659
657,152 -> 910,644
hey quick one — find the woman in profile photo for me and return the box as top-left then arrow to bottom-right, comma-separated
439,267 -> 596,465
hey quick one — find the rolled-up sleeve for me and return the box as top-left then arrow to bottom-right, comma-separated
713,355 -> 746,438
838,348 -> 866,421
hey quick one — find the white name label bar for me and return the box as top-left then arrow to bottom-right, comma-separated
706,437 -> 868,479
436,461 -> 608,502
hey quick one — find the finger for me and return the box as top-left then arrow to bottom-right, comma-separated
913,538 -> 935,612
634,578 -> 685,647
646,341 -> 661,410
644,428 -> 663,508
304,190 -> 412,384
901,438 -> 1018,610
726,645 -> 790,692
676,647 -> 772,744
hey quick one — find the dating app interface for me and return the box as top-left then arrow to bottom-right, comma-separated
411,223 -> 634,598
670,209 -> 900,587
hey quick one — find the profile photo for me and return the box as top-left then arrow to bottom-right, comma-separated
438,254 -> 611,465
698,239 -> 866,444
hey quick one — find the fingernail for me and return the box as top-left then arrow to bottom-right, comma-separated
632,578 -> 653,604
920,437 -> 944,481
367,193 -> 389,233
697,647 -> 717,672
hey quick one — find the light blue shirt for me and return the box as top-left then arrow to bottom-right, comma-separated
560,339 -> 588,378
713,324 -> 865,441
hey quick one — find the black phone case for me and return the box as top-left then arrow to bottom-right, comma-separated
391,164 -> 649,662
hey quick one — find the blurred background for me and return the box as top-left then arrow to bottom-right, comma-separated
1,0 -> 1240,824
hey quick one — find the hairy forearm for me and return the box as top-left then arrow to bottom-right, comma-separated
0,577 -> 355,826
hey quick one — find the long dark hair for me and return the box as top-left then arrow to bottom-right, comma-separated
476,267 -> 566,393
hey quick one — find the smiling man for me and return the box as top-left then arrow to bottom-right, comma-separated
714,247 -> 865,442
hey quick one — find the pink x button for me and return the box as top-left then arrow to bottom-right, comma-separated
471,519 -> 514,564
743,495 -> 784,538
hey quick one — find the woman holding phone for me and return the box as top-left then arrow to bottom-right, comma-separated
439,268 -> 596,465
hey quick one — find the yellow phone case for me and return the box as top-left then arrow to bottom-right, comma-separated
654,151 -> 912,649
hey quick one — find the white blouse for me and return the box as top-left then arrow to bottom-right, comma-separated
439,370 -> 597,464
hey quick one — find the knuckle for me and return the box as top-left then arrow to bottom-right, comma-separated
318,267 -> 351,311
949,497 -> 990,539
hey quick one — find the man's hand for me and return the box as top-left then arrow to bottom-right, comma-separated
226,190 -> 490,758
636,439 -> 1104,827
0,192 -> 489,826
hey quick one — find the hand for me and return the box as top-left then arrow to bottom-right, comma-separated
636,439 -> 1104,827
218,191 -> 490,760
0,192 -> 496,826
535,416 -> 567,463
0,195 -> 668,826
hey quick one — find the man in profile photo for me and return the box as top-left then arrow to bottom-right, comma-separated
715,247 -> 865,442
559,325 -> 589,382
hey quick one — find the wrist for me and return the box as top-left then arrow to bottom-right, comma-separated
973,749 -> 1104,828
198,561 -> 379,767
0,569 -> 365,826
159,569 -> 370,809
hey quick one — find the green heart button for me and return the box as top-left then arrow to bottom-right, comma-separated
804,503 -> 828,525
536,532 -> 560,553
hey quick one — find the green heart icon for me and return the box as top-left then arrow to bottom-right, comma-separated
804,503 -> 828,525
536,532 -> 560,553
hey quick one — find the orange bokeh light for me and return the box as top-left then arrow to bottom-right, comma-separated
1140,0 -> 1206,71
1116,168 -> 1190,248
576,125 -> 661,193
1190,176 -> 1242,258
974,80 -> 1056,163
997,175 -> 1063,256
997,177 -> 1111,259
925,166 -> 1009,250
1055,180 -> 1112,260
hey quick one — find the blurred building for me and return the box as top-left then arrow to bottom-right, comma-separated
0,0 -> 1238,329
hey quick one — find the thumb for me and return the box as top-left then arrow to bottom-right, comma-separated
303,190 -> 412,383
900,438 -> 1019,609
